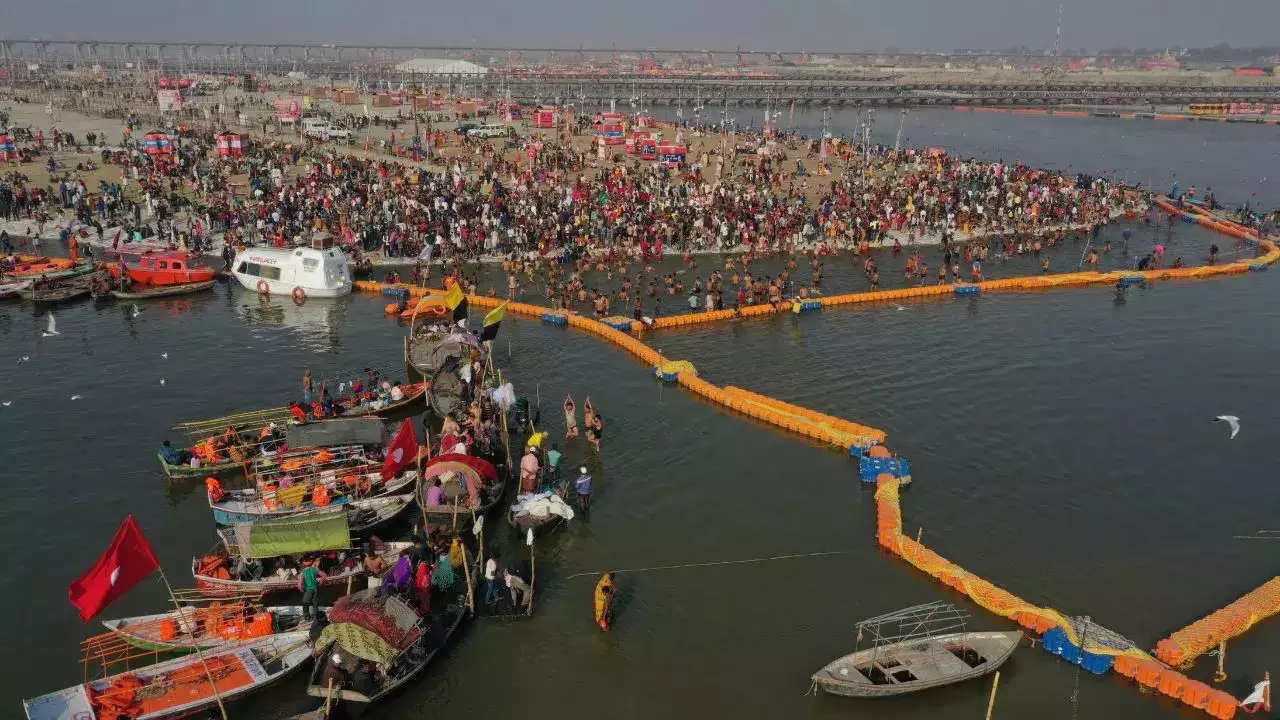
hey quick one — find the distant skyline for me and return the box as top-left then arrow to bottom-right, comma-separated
6,0 -> 1280,53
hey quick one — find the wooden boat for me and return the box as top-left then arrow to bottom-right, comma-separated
159,407 -> 297,478
811,602 -> 1022,699
193,511 -> 412,597
0,279 -> 32,299
338,382 -> 428,417
7,258 -> 99,281
101,604 -> 317,653
22,631 -> 313,720
507,490 -> 575,533
209,471 -> 416,525
111,279 -> 215,299
159,452 -> 245,479
215,492 -> 413,536
19,280 -> 93,303
417,453 -> 507,527
303,548 -> 476,705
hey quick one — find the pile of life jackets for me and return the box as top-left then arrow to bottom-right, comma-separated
197,555 -> 231,580
87,674 -> 144,720
205,477 -> 225,503
203,610 -> 274,642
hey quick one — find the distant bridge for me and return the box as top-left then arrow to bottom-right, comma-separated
0,37 -> 1169,66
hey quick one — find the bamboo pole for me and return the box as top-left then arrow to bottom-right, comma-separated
526,530 -> 536,616
157,566 -> 228,720
985,670 -> 1000,720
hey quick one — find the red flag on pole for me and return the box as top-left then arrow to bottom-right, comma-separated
381,421 -> 420,480
68,516 -> 160,622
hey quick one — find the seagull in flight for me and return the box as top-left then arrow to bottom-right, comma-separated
17,356 -> 29,363
69,395 -> 82,401
1214,415 -> 1241,440
41,313 -> 59,337
1,401 -> 10,407
161,352 -> 168,360
160,379 -> 166,386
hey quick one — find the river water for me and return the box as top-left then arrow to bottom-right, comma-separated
2,109 -> 1278,720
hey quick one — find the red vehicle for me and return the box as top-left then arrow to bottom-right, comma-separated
110,250 -> 216,286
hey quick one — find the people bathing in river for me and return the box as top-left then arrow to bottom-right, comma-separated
564,395 -> 579,439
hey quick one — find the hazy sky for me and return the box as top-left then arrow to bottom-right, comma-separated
7,0 -> 1280,52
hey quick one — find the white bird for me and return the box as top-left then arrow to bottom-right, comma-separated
41,313 -> 59,337
160,379 -> 166,386
17,356 -> 29,363
892,303 -> 906,311
161,352 -> 168,359
69,395 -> 82,401
130,304 -> 141,318
1,401 -> 10,407
1214,415 -> 1241,440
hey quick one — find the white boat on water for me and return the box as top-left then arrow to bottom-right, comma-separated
232,235 -> 351,299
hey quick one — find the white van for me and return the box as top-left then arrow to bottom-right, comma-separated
301,117 -> 350,140
467,123 -> 509,139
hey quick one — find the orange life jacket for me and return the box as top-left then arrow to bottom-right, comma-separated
160,619 -> 178,641
312,483 -> 330,506
205,477 -> 225,503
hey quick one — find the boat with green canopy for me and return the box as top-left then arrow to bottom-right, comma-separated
192,510 -> 411,597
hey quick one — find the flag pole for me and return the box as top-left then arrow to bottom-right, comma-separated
156,565 -> 229,720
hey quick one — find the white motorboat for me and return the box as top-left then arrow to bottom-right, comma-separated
232,235 -> 351,299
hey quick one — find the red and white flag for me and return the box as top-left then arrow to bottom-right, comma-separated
68,516 -> 160,621
381,421 -> 420,480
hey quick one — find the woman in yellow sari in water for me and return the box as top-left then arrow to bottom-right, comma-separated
593,572 -> 616,631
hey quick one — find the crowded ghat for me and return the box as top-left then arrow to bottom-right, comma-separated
5,77 -> 1277,720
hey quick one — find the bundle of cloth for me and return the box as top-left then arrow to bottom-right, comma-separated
511,492 -> 575,522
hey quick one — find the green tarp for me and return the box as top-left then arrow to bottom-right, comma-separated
234,510 -> 350,558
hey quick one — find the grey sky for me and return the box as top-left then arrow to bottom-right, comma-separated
7,0 -> 1280,52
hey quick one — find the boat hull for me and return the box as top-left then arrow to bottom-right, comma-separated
158,453 -> 243,478
23,632 -> 312,720
812,630 -> 1023,698
102,605 -> 312,653
111,280 -> 215,299
233,273 -> 351,298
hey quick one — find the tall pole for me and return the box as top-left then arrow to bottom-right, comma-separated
894,109 -> 907,154
819,106 -> 828,160
156,566 -> 229,720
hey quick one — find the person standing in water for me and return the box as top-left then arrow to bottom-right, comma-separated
594,572 -> 616,631
564,395 -> 579,439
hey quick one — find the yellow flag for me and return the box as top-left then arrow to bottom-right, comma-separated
483,303 -> 507,327
444,283 -> 464,310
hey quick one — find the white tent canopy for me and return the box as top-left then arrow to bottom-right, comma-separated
394,58 -> 489,75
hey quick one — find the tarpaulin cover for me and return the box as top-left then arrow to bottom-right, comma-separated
233,510 -> 350,558
287,418 -> 387,449
316,622 -> 397,666
328,590 -> 423,652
